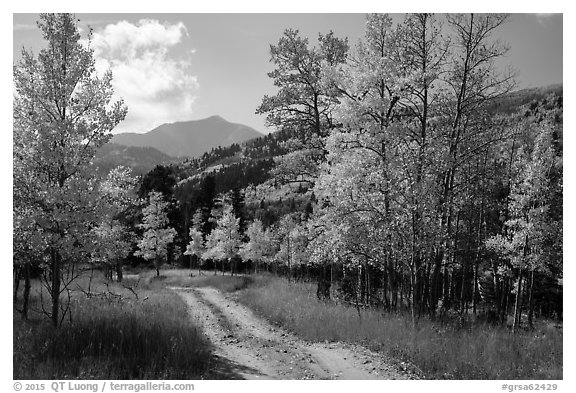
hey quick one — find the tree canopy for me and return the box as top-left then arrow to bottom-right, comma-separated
13,13 -> 127,325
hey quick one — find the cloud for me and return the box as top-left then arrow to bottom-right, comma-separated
90,19 -> 198,133
13,23 -> 36,31
533,13 -> 560,25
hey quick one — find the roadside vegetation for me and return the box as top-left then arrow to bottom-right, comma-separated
233,274 -> 562,380
15,267 -> 561,380
13,269 -> 211,379
125,270 -> 563,379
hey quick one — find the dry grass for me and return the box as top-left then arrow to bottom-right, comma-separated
236,275 -> 563,380
128,268 -> 251,293
13,269 -> 211,379
17,267 -> 560,380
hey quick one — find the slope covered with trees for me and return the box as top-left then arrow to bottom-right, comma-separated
93,143 -> 180,176
143,14 -> 562,332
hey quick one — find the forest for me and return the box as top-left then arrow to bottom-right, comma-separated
13,13 -> 562,380
145,14 -> 563,330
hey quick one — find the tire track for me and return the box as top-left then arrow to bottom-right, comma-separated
173,287 -> 276,379
173,285 -> 412,380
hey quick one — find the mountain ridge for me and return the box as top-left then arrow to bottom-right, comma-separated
97,84 -> 561,178
111,115 -> 263,158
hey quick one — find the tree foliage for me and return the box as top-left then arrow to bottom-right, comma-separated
202,203 -> 242,274
91,166 -> 137,281
252,13 -> 561,327
257,29 -> 349,185
240,219 -> 275,272
13,13 -> 127,325
135,191 -> 177,276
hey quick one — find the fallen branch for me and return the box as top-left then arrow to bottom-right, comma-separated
104,282 -> 123,299
124,286 -> 139,300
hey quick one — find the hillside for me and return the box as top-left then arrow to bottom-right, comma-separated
168,83 -> 563,230
93,143 -> 180,176
111,115 -> 262,158
487,84 -> 563,115
98,85 -> 563,180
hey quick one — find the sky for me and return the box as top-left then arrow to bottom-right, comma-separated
12,13 -> 563,135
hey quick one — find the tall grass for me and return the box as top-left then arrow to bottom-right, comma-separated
13,271 -> 211,379
236,275 -> 562,380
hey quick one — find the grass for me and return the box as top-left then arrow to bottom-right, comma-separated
129,267 -> 252,293
17,267 -> 560,380
13,270 -> 211,379
188,274 -> 252,293
234,275 -> 563,380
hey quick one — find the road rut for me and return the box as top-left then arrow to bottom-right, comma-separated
172,286 -> 414,380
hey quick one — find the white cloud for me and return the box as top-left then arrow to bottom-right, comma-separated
534,13 -> 560,25
90,19 -> 198,133
13,23 -> 36,31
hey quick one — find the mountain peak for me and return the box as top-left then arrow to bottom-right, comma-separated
111,116 -> 261,158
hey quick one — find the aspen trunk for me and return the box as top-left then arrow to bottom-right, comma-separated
356,265 -> 362,320
22,263 -> 31,320
472,258 -> 479,315
512,269 -> 523,334
51,248 -> 61,327
460,258 -> 468,319
502,277 -> 510,324
13,266 -> 22,303
116,261 -> 123,282
409,263 -> 417,328
528,269 -> 535,329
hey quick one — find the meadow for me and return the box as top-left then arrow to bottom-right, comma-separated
14,268 -> 562,380
13,268 -> 211,379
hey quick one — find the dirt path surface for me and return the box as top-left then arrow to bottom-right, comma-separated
172,286 -> 416,380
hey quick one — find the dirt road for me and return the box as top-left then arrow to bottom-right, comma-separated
172,286 -> 416,380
